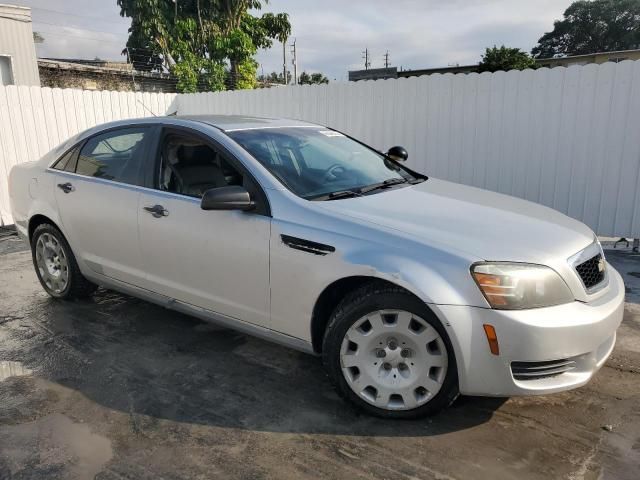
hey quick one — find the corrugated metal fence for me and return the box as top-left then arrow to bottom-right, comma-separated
180,61 -> 640,238
1,60 -> 640,237
0,86 -> 176,225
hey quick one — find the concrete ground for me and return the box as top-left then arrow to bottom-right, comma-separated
0,234 -> 639,480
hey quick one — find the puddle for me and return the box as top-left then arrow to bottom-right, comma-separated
0,413 -> 113,479
0,361 -> 32,381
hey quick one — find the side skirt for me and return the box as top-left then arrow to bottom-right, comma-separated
85,272 -> 316,355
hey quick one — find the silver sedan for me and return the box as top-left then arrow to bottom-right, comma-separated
9,115 -> 625,418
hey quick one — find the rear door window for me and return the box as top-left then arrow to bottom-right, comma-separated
76,128 -> 149,186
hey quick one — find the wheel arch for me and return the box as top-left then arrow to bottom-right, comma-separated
28,214 -> 62,242
310,275 -> 429,354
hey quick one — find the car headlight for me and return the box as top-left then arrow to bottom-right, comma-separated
471,263 -> 574,310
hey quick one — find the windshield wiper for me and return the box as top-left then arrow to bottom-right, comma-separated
383,178 -> 409,186
327,190 -> 363,200
360,177 -> 409,194
312,178 -> 416,201
310,189 -> 363,201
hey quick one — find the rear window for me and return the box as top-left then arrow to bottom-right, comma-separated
75,128 -> 148,185
52,148 -> 78,172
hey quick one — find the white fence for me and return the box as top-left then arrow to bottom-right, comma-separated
180,61 -> 640,238
2,60 -> 640,237
0,86 -> 177,225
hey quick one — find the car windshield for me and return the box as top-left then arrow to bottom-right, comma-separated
227,127 -> 422,199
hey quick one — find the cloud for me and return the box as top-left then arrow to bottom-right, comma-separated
256,0 -> 573,79
16,0 -> 573,81
35,27 -> 126,61
16,0 -> 130,60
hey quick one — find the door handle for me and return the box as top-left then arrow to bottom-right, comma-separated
143,204 -> 169,218
57,182 -> 74,194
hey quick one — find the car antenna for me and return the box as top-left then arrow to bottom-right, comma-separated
136,99 -> 157,117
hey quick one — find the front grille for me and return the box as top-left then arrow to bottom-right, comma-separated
575,253 -> 605,290
511,358 -> 577,381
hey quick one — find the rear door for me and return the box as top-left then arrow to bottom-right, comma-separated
52,126 -> 156,286
136,126 -> 272,328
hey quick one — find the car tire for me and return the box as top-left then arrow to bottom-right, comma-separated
322,281 -> 459,418
31,223 -> 97,300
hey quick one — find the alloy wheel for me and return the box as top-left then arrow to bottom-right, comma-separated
35,233 -> 69,294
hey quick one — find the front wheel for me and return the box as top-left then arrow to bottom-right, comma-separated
322,282 -> 459,418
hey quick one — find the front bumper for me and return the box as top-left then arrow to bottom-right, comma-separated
435,266 -> 625,396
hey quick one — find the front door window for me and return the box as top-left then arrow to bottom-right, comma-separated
159,133 -> 243,198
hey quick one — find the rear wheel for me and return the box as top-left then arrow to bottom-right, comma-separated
31,223 -> 97,300
323,282 -> 459,418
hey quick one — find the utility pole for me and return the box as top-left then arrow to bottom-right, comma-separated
290,39 -> 298,85
282,40 -> 288,85
384,50 -> 390,68
362,48 -> 371,70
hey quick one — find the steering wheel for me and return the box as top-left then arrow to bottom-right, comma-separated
323,163 -> 347,182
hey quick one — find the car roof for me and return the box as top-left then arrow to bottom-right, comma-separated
176,114 -> 321,132
63,115 -> 324,153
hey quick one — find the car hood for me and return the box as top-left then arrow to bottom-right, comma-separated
316,178 -> 594,263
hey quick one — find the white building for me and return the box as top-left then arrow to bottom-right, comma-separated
0,4 -> 40,86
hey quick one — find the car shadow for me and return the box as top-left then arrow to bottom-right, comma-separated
8,288 -> 507,437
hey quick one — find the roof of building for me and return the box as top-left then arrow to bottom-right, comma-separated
37,58 -> 173,80
535,48 -> 640,61
40,58 -> 133,71
349,48 -> 640,81
0,4 -> 32,19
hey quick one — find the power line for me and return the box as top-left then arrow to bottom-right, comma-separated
29,17 -> 274,93
33,29 -> 124,45
33,20 -> 126,37
29,6 -> 128,23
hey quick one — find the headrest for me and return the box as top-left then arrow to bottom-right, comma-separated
178,145 -> 214,165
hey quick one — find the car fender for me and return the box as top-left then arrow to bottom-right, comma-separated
310,247 -> 488,384
340,246 -> 487,308
22,171 -> 72,258
270,221 -> 488,344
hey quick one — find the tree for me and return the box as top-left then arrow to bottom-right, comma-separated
117,0 -> 291,92
257,70 -> 291,85
33,31 -> 44,44
298,71 -> 329,85
477,46 -> 537,73
532,0 -> 640,58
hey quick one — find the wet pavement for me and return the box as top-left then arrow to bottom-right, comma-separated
0,235 -> 639,479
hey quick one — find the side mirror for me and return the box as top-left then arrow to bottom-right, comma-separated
387,146 -> 408,162
201,185 -> 255,211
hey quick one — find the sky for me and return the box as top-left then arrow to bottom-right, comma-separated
15,0 -> 574,81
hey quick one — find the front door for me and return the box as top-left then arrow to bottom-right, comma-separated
137,128 -> 271,328
53,126 -> 154,286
